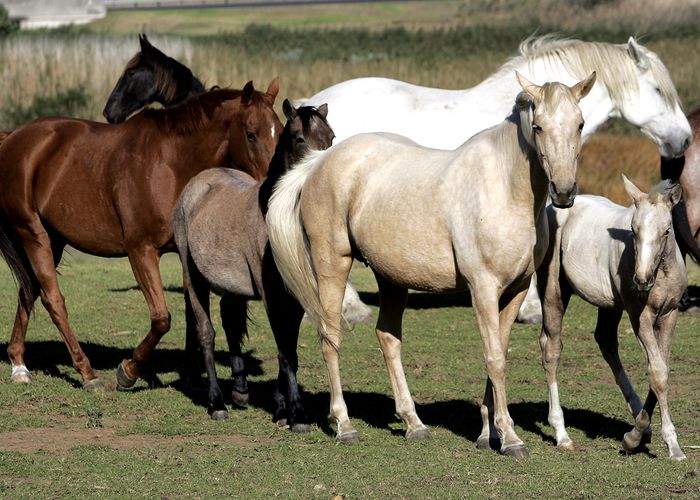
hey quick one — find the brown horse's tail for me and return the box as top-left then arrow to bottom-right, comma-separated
0,220 -> 36,310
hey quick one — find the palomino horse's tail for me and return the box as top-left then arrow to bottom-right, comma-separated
0,221 -> 36,310
266,149 -> 338,342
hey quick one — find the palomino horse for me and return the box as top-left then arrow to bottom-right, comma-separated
267,72 -> 595,456
538,178 -> 687,460
0,82 -> 282,390
172,100 -> 334,425
302,36 -> 691,322
103,34 -> 205,124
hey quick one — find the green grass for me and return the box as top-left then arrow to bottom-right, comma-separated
0,252 -> 698,497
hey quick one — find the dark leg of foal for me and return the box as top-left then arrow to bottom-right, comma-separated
182,287 -> 204,385
220,295 -> 250,408
12,221 -> 103,389
117,246 -> 171,389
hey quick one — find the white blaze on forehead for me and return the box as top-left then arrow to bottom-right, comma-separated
271,124 -> 275,139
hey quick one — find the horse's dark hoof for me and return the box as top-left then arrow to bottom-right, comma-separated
291,423 -> 311,433
501,444 -> 529,458
476,436 -> 491,450
210,410 -> 229,421
336,430 -> 359,444
641,429 -> 652,445
231,389 -> 249,408
116,361 -> 137,390
406,426 -> 432,441
83,378 -> 108,392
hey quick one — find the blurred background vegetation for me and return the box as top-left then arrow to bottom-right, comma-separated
0,0 -> 697,202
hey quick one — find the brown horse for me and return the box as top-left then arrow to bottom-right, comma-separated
0,81 -> 282,390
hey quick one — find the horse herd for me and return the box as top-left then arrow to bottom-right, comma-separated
0,33 -> 696,460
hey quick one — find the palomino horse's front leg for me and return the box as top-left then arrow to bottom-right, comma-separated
624,310 -> 685,460
117,246 -> 171,389
471,283 -> 528,457
11,222 -> 104,390
374,274 -> 430,440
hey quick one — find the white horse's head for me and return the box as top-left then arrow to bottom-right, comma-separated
517,71 -> 596,208
623,175 -> 682,292
616,38 -> 691,159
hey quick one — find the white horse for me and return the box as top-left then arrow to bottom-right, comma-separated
303,35 -> 692,322
538,177 -> 687,460
267,72 -> 595,456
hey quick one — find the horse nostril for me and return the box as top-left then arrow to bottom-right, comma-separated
683,136 -> 691,152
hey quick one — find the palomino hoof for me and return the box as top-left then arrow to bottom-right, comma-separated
210,410 -> 229,421
476,436 -> 499,450
231,390 -> 249,408
406,426 -> 432,441
291,423 -> 311,433
116,361 -> 137,390
557,439 -> 575,451
83,378 -> 108,392
501,444 -> 529,458
10,366 -> 31,384
670,451 -> 687,462
336,430 -> 359,444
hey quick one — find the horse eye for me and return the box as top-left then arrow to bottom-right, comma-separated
664,227 -> 671,235
246,132 -> 257,143
532,124 -> 542,133
578,122 -> 584,132
655,87 -> 662,95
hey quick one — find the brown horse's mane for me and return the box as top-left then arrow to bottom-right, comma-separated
139,88 -> 265,136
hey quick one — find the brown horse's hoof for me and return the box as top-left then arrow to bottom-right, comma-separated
83,378 -> 108,392
501,444 -> 529,458
336,429 -> 359,444
231,389 -> 249,408
210,410 -> 229,421
116,361 -> 137,390
406,426 -> 432,441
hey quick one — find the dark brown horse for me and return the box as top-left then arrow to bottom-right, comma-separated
173,100 -> 334,426
103,34 -> 205,124
0,81 -> 282,390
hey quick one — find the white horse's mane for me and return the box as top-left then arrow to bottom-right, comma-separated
490,35 -> 679,107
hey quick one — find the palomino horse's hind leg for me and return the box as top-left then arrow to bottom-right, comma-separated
13,222 -> 104,390
220,295 -> 250,408
375,274 -> 430,440
118,246 -> 171,390
470,283 -> 528,457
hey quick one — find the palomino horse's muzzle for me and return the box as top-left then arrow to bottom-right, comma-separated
549,181 -> 578,208
633,273 -> 655,292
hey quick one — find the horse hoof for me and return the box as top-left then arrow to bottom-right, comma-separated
557,439 -> 575,451
641,429 -> 652,445
406,426 -> 432,441
231,390 -> 249,408
116,361 -> 137,390
210,410 -> 229,421
476,436 -> 498,450
10,366 -> 31,384
336,430 -> 359,444
83,378 -> 108,392
670,451 -> 687,461
501,444 -> 529,458
622,432 -> 641,453
291,423 -> 311,433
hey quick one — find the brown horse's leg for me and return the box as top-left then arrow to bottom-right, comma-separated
13,223 -> 102,389
117,246 -> 170,388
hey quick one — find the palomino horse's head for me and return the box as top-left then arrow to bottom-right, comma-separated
623,176 -> 682,292
103,34 -> 202,124
227,78 -> 283,181
516,71 -> 596,208
615,38 -> 691,159
281,98 -> 334,162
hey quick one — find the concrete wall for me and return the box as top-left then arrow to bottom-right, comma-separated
2,0 -> 106,29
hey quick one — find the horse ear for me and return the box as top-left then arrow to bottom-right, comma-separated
316,103 -> 328,118
571,72 -> 596,102
266,77 -> 280,101
665,182 -> 683,207
622,174 -> 644,206
242,81 -> 255,104
282,99 -> 297,121
515,71 -> 542,102
627,37 -> 650,71
139,33 -> 153,52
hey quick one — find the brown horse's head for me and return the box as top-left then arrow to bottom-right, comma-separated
227,78 -> 283,181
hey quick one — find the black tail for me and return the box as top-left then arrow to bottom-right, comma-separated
0,222 -> 36,310
672,199 -> 700,264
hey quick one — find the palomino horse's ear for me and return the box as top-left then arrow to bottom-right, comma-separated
627,37 -> 650,71
282,99 -> 297,121
316,103 -> 328,118
266,77 -> 280,101
242,81 -> 255,104
139,33 -> 153,52
515,71 -> 542,102
664,182 -> 683,207
571,72 -> 596,102
622,174 -> 644,207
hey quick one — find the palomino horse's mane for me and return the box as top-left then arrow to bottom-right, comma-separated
141,88 -> 266,135
491,35 -> 679,107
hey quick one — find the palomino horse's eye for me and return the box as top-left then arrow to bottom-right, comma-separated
664,227 -> 671,236
578,122 -> 584,132
532,124 -> 542,134
246,132 -> 257,143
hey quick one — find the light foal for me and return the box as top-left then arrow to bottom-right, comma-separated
267,72 -> 595,456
